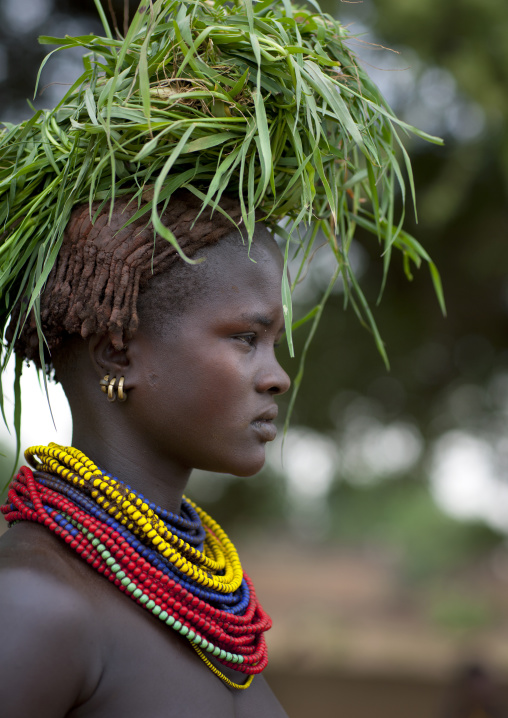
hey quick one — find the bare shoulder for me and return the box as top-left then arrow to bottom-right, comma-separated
0,523 -> 103,717
0,520 -> 98,600
0,524 -> 289,718
0,521 -> 100,627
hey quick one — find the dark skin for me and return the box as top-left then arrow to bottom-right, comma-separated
0,229 -> 291,717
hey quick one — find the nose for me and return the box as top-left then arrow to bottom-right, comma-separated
256,354 -> 291,396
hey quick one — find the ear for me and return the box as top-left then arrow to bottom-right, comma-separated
88,334 -> 130,380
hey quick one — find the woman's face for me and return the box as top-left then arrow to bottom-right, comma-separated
125,230 -> 291,477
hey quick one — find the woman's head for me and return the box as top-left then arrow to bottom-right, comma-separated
11,191 -> 290,477
111,229 -> 290,476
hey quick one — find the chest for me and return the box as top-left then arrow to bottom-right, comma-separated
73,582 -> 288,718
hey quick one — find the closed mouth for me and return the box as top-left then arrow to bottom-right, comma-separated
251,406 -> 278,441
252,405 -> 278,423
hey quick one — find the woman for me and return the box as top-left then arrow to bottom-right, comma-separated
0,191 -> 291,715
0,1 -> 439,714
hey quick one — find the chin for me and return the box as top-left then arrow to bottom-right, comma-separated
229,462 -> 265,478
200,448 -> 267,478
229,445 -> 268,477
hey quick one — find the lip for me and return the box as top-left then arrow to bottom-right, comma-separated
251,405 -> 278,442
254,405 -> 278,422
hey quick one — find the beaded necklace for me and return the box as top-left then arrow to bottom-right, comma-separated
1,443 -> 272,690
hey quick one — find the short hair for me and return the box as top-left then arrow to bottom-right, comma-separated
8,190 -> 243,370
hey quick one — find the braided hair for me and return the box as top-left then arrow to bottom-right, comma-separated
8,190 -> 243,369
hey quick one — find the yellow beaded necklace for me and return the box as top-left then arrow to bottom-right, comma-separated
26,444 -> 243,594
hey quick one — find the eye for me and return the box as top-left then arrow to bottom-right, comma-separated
233,333 -> 256,346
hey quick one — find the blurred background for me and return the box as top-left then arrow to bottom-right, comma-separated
1,0 -> 508,715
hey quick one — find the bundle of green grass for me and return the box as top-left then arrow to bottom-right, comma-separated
0,0 -> 443,401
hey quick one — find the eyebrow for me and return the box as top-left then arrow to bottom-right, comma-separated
240,312 -> 273,327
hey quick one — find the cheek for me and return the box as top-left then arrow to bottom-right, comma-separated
188,357 -> 251,419
144,351 -> 250,422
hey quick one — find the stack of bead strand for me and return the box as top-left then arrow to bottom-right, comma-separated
2,444 -> 271,684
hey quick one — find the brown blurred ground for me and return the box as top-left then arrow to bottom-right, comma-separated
268,670 -> 448,718
241,541 -> 508,717
242,542 -> 508,675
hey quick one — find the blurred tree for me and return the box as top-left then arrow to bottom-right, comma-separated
274,0 -> 508,565
284,0 -> 508,423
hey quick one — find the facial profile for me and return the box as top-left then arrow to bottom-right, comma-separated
108,228 -> 290,475
60,225 -> 291,482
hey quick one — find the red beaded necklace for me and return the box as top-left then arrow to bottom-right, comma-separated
1,444 -> 272,690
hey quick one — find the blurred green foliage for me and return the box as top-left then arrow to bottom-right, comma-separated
359,0 -> 508,133
328,477 -> 500,580
428,590 -> 494,633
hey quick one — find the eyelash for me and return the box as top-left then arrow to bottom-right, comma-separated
234,333 -> 280,349
234,333 -> 256,346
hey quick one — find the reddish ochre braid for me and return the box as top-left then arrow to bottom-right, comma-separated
9,190 -> 243,366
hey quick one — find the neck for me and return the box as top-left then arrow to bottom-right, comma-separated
70,422 -> 192,515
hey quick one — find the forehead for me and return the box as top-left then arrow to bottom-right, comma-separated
194,228 -> 284,298
136,225 -> 284,329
